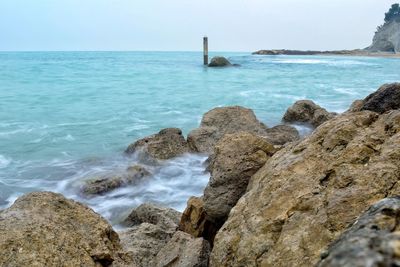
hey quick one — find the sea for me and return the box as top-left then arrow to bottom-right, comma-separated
1,51 -> 399,224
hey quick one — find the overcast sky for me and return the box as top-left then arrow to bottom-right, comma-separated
0,0 -> 397,51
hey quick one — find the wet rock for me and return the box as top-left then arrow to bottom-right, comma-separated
152,231 -> 211,267
360,83 -> 400,113
204,132 -> 277,224
283,100 -> 335,127
125,128 -> 189,160
179,196 -> 219,244
211,109 -> 400,267
81,165 -> 151,196
187,106 -> 269,154
0,192 -> 126,267
208,56 -> 232,67
347,99 -> 364,112
317,197 -> 400,267
119,223 -> 175,267
264,124 -> 300,145
122,203 -> 181,231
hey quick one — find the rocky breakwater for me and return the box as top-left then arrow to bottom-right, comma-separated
210,83 -> 400,266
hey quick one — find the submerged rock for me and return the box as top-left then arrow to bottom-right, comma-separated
0,192 -> 126,267
122,203 -> 181,231
119,223 -> 175,267
125,128 -> 189,160
179,196 -> 219,244
283,100 -> 335,127
204,132 -> 277,225
81,165 -> 151,196
208,56 -> 232,67
152,231 -> 211,267
210,109 -> 400,267
317,197 -> 400,267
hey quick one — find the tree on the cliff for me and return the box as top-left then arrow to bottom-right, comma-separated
384,3 -> 400,23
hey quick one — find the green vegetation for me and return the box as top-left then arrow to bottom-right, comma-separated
384,3 -> 400,23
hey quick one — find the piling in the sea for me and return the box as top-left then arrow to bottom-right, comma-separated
203,36 -> 208,65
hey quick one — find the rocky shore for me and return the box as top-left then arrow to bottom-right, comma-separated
1,83 -> 400,266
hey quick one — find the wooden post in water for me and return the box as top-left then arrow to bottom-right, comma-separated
203,36 -> 208,65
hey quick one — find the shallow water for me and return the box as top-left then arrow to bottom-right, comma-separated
1,51 -> 399,223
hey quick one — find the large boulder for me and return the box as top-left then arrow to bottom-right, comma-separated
317,197 -> 400,267
179,196 -> 219,244
0,192 -> 127,267
210,110 -> 400,267
152,231 -> 211,267
360,83 -> 400,113
264,124 -> 300,145
81,165 -> 151,196
119,223 -> 174,267
122,203 -> 181,231
283,100 -> 335,127
187,106 -> 269,154
208,56 -> 232,67
204,132 -> 277,225
125,128 -> 189,160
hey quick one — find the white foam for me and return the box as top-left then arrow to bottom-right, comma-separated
0,155 -> 11,169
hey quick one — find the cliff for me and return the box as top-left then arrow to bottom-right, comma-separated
367,20 -> 400,53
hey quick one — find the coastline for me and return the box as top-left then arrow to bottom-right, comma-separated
253,49 -> 400,58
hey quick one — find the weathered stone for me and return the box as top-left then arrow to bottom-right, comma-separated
0,192 -> 126,267
187,106 -> 269,154
210,110 -> 400,267
367,20 -> 400,53
360,83 -> 400,113
204,132 -> 277,224
347,99 -> 364,112
152,231 -> 211,267
119,223 -> 175,267
122,203 -> 181,231
81,165 -> 151,196
125,128 -> 189,160
264,124 -> 300,145
208,56 -> 232,67
179,196 -> 219,244
283,100 -> 335,127
318,197 -> 400,267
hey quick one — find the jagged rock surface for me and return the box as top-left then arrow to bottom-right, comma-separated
317,197 -> 400,267
210,110 -> 400,267
0,192 -> 126,267
360,83 -> 400,113
283,100 -> 335,127
152,231 -> 211,267
125,128 -> 189,160
204,132 -> 277,224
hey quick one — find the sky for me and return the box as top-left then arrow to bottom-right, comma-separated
0,0 -> 397,52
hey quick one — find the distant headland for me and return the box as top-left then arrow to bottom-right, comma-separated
254,3 -> 400,57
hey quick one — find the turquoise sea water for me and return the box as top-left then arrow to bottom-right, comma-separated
1,51 -> 399,223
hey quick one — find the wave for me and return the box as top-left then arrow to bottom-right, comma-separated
0,155 -> 11,169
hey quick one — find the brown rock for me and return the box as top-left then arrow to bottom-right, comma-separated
0,192 -> 127,267
264,124 -> 300,145
122,203 -> 181,231
152,231 -> 211,267
210,110 -> 400,267
81,165 -> 151,196
187,106 -> 269,154
204,132 -> 277,224
283,100 -> 335,127
360,83 -> 400,113
119,223 -> 175,267
317,197 -> 400,267
179,196 -> 219,244
125,128 -> 189,160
